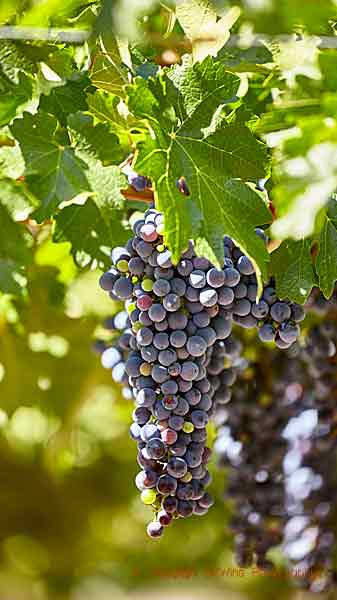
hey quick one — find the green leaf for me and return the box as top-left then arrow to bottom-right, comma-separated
0,178 -> 37,220
0,202 -> 31,264
315,199 -> 337,299
53,199 -> 130,269
0,41 -> 36,83
270,239 -> 315,304
90,37 -> 129,95
0,259 -> 27,296
0,139 -> 25,179
271,140 -> 337,241
68,116 -> 129,226
217,44 -> 273,73
0,72 -> 33,127
39,77 -> 91,126
176,0 -> 240,62
86,90 -> 138,152
67,111 -> 123,164
128,57 -> 270,284
11,111 -> 89,221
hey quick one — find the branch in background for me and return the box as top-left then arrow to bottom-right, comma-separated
0,27 -> 337,48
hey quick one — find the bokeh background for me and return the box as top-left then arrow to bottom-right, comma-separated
1,0 -> 337,598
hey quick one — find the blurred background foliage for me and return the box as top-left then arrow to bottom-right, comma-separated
1,0 -> 337,599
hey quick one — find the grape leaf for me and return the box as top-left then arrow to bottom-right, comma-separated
68,118 -> 129,226
176,0 -> 240,62
0,72 -> 33,127
10,111 -> 89,221
86,90 -> 138,152
0,259 -> 27,296
53,199 -> 129,269
271,141 -> 337,241
217,44 -> 273,73
128,57 -> 271,284
67,111 -> 123,164
90,36 -> 129,95
0,202 -> 31,264
270,239 -> 315,304
0,200 -> 31,296
0,178 -> 37,220
0,41 -> 36,83
39,77 -> 91,126
315,199 -> 337,299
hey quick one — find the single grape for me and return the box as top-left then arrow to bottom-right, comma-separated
162,395 -> 179,410
223,268 -> 240,287
167,457 -> 188,478
163,293 -> 181,312
146,437 -> 166,459
189,270 -> 206,288
113,277 -> 133,299
168,312 -> 188,330
173,397 -> 190,416
136,327 -> 153,346
99,271 -> 118,291
218,287 -> 235,306
251,300 -> 269,319
161,379 -> 179,394
153,279 -> 170,297
157,474 -> 177,495
177,260 -> 193,277
207,268 -> 225,288
137,295 -> 152,311
177,500 -> 194,517
151,364 -> 169,383
170,278 -> 187,296
233,298 -> 251,317
270,302 -> 291,323
158,349 -> 177,366
161,428 -> 178,445
237,255 -> 254,276
191,409 -> 209,428
153,332 -> 169,350
186,335 -> 207,357
168,415 -> 185,431
148,304 -> 166,323
181,362 -> 199,381
136,388 -> 156,407
147,521 -> 163,538
140,345 -> 158,363
157,510 -> 172,526
101,347 -> 121,369
162,496 -> 178,513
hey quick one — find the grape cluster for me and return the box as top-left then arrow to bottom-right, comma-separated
214,354 -> 291,569
282,323 -> 337,592
212,319 -> 337,590
98,203 -> 304,538
100,208 -> 227,537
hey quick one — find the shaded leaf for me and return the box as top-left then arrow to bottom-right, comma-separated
316,199 -> 337,298
270,239 -> 315,303
11,111 -> 89,221
0,259 -> 27,296
67,111 -> 123,164
53,199 -> 129,269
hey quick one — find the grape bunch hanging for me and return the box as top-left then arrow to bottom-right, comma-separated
97,174 -> 337,592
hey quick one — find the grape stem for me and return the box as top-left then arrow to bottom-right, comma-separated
122,186 -> 154,203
